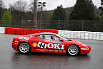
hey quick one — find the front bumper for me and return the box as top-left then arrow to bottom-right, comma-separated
80,46 -> 91,54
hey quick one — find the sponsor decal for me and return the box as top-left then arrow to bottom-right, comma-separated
53,42 -> 61,43
45,40 -> 61,43
63,51 -> 66,52
37,42 -> 64,50
37,42 -> 47,48
19,37 -> 29,40
45,40 -> 53,42
49,50 -> 54,51
36,49 -> 41,50
15,41 -> 18,43
33,43 -> 37,47
14,43 -> 18,44
59,50 -> 62,52
54,50 -> 58,52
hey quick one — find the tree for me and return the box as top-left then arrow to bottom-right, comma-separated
98,0 -> 103,32
51,5 -> 66,29
100,0 -> 103,16
10,0 -> 27,12
9,0 -> 27,25
1,10 -> 12,26
68,0 -> 96,31
0,0 -> 5,19
69,0 -> 95,20
29,1 -> 34,13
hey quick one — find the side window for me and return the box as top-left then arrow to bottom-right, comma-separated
44,34 -> 60,41
53,35 -> 60,41
35,35 -> 44,39
44,35 -> 53,40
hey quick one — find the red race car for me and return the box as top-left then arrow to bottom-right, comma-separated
12,32 -> 91,56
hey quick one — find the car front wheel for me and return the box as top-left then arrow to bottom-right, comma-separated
67,45 -> 80,56
18,43 -> 31,54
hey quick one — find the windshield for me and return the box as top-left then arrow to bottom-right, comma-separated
59,35 -> 69,41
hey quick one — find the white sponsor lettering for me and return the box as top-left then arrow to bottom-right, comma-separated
45,40 -> 53,42
37,42 -> 46,48
48,43 -> 54,48
37,42 -> 64,49
19,37 -> 29,40
61,45 -> 64,49
59,50 -> 62,52
49,50 -> 54,51
54,44 -> 60,49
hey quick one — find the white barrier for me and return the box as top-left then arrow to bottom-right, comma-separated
58,30 -> 103,40
0,27 -> 5,34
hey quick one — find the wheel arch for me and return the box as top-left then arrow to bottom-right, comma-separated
66,44 -> 80,54
17,42 -> 31,51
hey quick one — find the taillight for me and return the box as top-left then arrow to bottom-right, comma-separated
13,38 -> 15,42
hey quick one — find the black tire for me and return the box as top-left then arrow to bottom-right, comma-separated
18,43 -> 31,54
67,45 -> 80,56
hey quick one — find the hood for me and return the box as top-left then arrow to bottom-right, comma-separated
67,39 -> 86,46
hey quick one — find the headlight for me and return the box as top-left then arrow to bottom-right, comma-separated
81,48 -> 88,50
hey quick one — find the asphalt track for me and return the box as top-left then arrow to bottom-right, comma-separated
0,34 -> 103,69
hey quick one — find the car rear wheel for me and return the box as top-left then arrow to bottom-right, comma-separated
67,45 -> 79,56
18,43 -> 30,54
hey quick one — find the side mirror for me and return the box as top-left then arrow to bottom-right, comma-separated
59,38 -> 64,42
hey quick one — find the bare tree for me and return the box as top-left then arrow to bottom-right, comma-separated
9,0 -> 28,25
0,0 -> 4,8
0,0 -> 2,7
0,0 -> 5,19
29,1 -> 34,13
10,0 -> 27,12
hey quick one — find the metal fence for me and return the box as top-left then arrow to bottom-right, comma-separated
0,20 -> 103,32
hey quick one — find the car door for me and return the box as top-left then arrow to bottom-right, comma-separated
34,34 -> 56,52
34,34 -> 46,49
43,34 -> 65,52
34,34 -> 55,49
43,34 -> 55,50
33,34 -> 66,53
